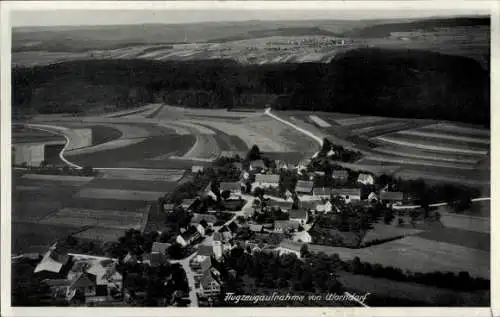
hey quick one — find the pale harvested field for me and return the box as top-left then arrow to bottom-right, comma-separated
76,188 -> 164,201
157,105 -> 261,119
309,236 -> 489,279
22,174 -> 94,183
99,168 -> 185,182
308,115 -> 332,128
188,118 -> 289,152
372,146 -> 483,164
25,124 -> 92,151
352,121 -> 410,135
399,130 -> 489,145
183,134 -> 220,160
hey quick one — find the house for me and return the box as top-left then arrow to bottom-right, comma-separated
331,188 -> 361,201
176,226 -> 202,247
163,203 -> 175,213
314,171 -> 325,177
190,254 -> 212,274
380,191 -> 404,204
181,198 -> 200,211
288,209 -> 308,225
151,242 -> 171,256
249,224 -> 263,233
250,159 -> 266,172
316,200 -> 333,213
357,173 -> 375,186
368,192 -> 379,203
284,189 -> 293,200
34,244 -> 72,278
219,182 -> 242,197
332,170 -> 349,182
275,240 -> 303,258
275,160 -> 289,170
268,199 -> 294,212
218,226 -> 234,241
313,187 -> 332,199
295,180 -> 314,195
192,165 -> 204,173
274,220 -> 300,233
197,245 -> 215,257
86,260 -> 123,297
292,231 -> 312,244
232,162 -> 243,171
296,159 -> 310,173
191,213 -> 218,227
254,173 -> 280,188
195,223 -> 206,236
123,252 -> 138,265
198,270 -> 221,298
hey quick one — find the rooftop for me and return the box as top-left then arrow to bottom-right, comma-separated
255,173 -> 280,184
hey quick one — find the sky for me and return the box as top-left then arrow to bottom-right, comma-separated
10,3 -> 490,27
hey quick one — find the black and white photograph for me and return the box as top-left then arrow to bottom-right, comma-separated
1,1 -> 496,315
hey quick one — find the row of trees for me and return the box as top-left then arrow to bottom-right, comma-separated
13,48 -> 489,126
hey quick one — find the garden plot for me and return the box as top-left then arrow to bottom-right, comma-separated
99,168 -> 185,182
72,227 -> 128,242
309,235 -> 490,279
38,207 -> 145,230
76,188 -> 164,201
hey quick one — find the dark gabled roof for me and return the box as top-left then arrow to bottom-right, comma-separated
151,242 -> 171,254
331,187 -> 361,197
69,271 -> 96,290
197,245 -> 214,257
227,221 -> 240,233
181,226 -> 199,240
380,191 -> 404,201
288,209 -> 308,219
268,199 -> 293,210
295,180 -> 314,193
220,182 -> 241,192
251,160 -> 266,168
332,170 -> 349,179
313,187 -> 332,196
200,270 -> 219,289
192,213 -> 218,224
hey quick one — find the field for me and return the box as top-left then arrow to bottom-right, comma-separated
309,235 -> 489,279
12,166 -> 182,254
338,272 -> 489,306
279,110 -> 490,186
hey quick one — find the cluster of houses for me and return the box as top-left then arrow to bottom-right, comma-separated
33,244 -> 123,304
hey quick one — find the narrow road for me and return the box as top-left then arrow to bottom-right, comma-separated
170,252 -> 199,307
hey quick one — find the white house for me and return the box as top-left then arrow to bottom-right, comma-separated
292,231 -> 312,244
357,173 -> 375,186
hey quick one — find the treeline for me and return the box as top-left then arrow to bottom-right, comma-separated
13,47 -> 489,126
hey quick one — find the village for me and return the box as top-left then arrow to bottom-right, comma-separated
17,138 -> 470,307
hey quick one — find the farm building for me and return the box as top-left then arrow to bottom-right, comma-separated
163,203 -> 175,213
275,240 -> 304,258
295,180 -> 314,195
180,198 -> 200,211
357,173 -> 375,186
219,182 -> 242,196
250,160 -> 266,172
268,200 -> 294,212
274,220 -> 300,233
12,143 -> 45,166
293,231 -> 312,244
313,187 -> 333,199
176,226 -> 202,247
192,165 -> 204,173
197,245 -> 215,257
288,209 -> 308,225
331,188 -> 361,201
332,170 -> 349,181
380,191 -> 404,203
316,200 -> 333,213
151,242 -> 171,255
296,159 -> 310,172
191,213 -> 218,227
254,173 -> 280,188
248,224 -> 263,233
34,244 -> 72,278
198,269 -> 221,298
190,254 -> 212,274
